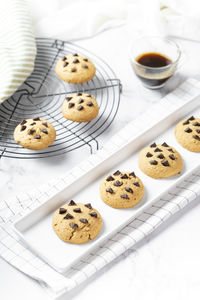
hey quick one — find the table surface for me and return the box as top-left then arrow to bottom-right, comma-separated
1,26 -> 200,300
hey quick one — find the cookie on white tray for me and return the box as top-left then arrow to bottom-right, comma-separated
139,142 -> 183,178
52,200 -> 103,244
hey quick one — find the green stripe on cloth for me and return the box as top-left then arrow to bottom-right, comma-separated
0,0 -> 36,104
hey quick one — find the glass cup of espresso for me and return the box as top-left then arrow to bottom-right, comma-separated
129,37 -> 181,89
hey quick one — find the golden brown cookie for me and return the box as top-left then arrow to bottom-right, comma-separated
55,53 -> 96,84
99,170 -> 144,209
139,142 -> 183,178
14,118 -> 56,150
52,200 -> 102,244
175,116 -> 200,152
62,93 -> 99,122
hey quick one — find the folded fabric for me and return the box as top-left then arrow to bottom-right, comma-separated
29,0 -> 200,42
0,0 -> 36,104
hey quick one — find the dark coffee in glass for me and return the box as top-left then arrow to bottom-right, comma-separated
129,37 -> 181,89
135,52 -> 173,88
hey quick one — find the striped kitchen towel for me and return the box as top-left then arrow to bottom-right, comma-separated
0,0 -> 36,104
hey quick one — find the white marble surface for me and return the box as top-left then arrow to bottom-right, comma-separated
1,26 -> 200,299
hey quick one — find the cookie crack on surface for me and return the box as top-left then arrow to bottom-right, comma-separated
69,229 -> 76,240
69,223 -> 90,241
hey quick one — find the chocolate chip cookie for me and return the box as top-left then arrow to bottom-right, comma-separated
62,93 -> 99,122
14,118 -> 56,150
175,116 -> 200,152
99,170 -> 144,209
52,200 -> 103,244
139,142 -> 183,178
55,53 -> 96,84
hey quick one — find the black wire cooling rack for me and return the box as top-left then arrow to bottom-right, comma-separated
0,38 -> 122,159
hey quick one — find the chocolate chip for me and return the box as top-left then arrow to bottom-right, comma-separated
183,120 -> 190,125
20,120 -> 27,125
150,142 -> 157,148
63,61 -> 68,67
69,200 -> 76,206
106,176 -> 114,181
85,203 -> 92,209
129,172 -> 136,178
89,212 -> 97,218
73,53 -> 78,56
73,58 -> 79,63
77,105 -> 84,111
77,93 -> 82,96
86,94 -> 91,97
154,147 -> 162,152
120,194 -> 129,199
121,174 -> 128,179
169,154 -> 175,160
106,187 -> 114,194
42,122 -> 48,128
133,182 -> 140,187
161,160 -> 170,167
34,135 -> 41,139
87,101 -> 93,107
62,56 -> 66,61
193,135 -> 200,141
69,223 -> 78,228
157,153 -> 165,159
66,97 -> 73,101
71,67 -> 77,72
68,102 -> 75,108
28,129 -> 35,135
168,148 -> 174,153
33,117 -> 40,121
196,129 -> 200,134
30,122 -> 36,126
78,99 -> 84,104
113,170 -> 121,176
193,122 -> 200,126
150,160 -> 158,165
146,152 -> 153,157
73,208 -> 81,213
188,116 -> 195,121
64,213 -> 74,219
41,129 -> 48,134
80,218 -> 88,224
82,65 -> 88,69
20,125 -> 26,131
114,180 -> 123,187
83,58 -> 88,62
184,127 -> 192,133
125,187 -> 133,194
162,142 -> 169,147
59,208 -> 67,214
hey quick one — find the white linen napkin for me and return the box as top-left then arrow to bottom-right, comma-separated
0,78 -> 200,297
29,0 -> 200,42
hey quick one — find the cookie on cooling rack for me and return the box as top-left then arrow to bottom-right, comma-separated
52,200 -> 103,244
14,118 -> 56,150
55,53 -> 96,84
175,116 -> 200,152
99,170 -> 144,209
62,93 -> 99,122
138,142 -> 183,179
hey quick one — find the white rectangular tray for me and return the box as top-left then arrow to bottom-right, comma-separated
13,80 -> 200,273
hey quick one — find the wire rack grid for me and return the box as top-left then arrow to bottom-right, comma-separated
0,38 -> 122,159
